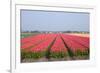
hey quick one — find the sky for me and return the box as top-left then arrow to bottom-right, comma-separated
21,10 -> 90,32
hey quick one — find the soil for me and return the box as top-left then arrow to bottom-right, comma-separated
21,56 -> 89,63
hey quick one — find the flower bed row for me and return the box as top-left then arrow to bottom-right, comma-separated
21,34 -> 57,59
21,34 -> 40,44
50,35 -> 68,58
21,34 -> 56,50
65,34 -> 89,48
60,34 -> 89,57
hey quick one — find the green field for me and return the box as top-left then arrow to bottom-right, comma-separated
21,32 -> 39,38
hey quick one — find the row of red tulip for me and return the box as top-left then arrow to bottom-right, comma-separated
50,35 -> 67,53
60,34 -> 89,54
29,34 -> 56,53
21,34 -> 46,49
21,34 -> 56,50
21,34 -> 45,45
49,35 -> 68,58
64,34 -> 89,48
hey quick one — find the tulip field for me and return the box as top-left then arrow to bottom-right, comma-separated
21,33 -> 89,62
